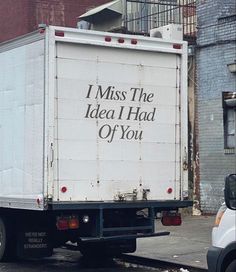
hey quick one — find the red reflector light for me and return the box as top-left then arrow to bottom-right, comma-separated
161,212 -> 182,226
55,30 -> 64,37
105,36 -> 111,42
68,217 -> 79,229
173,44 -> 182,49
56,218 -> 69,230
167,187 -> 173,194
131,39 -> 137,45
61,186 -> 67,193
118,37 -> 125,43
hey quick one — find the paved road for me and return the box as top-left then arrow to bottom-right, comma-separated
133,216 -> 213,270
1,216 -> 212,272
0,248 -> 197,272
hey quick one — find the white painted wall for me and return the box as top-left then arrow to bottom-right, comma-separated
0,39 -> 45,204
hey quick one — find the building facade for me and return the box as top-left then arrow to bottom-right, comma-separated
0,0 -> 108,43
196,0 -> 236,213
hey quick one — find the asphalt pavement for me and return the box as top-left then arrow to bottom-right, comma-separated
132,215 -> 215,270
0,215 -> 215,272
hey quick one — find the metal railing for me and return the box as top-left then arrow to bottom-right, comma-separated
124,0 -> 196,43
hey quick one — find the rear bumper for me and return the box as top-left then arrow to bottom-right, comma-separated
49,200 -> 192,242
48,200 -> 193,211
80,231 -> 170,242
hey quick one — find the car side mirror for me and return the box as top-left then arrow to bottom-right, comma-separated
225,174 -> 236,210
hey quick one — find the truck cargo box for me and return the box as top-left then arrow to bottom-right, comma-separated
0,26 -> 188,211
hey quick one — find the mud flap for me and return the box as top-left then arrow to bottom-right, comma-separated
79,239 -> 136,257
17,230 -> 53,259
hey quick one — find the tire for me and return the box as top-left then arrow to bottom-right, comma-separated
0,217 -> 8,261
225,259 -> 236,272
0,216 -> 16,262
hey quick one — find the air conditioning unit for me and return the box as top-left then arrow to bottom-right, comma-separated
77,20 -> 90,30
150,24 -> 183,40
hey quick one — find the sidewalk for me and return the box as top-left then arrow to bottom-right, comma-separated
133,215 -> 215,270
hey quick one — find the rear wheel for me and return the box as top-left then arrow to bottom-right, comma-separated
0,217 -> 7,261
0,216 -> 15,262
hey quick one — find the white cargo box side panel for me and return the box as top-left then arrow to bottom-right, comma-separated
53,39 -> 182,202
0,37 -> 45,209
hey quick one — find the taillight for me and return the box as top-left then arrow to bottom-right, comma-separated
214,203 -> 227,226
56,216 -> 79,230
118,37 -> 125,43
161,211 -> 182,226
173,44 -> 182,49
105,36 -> 112,42
131,39 -> 137,45
55,30 -> 64,37
56,218 -> 69,230
68,217 -> 79,229
104,36 -> 138,45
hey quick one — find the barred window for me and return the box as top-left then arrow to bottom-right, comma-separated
223,92 -> 236,150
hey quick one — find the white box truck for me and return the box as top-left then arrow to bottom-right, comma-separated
0,26 -> 192,260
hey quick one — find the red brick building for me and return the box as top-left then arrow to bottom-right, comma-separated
0,0 -> 108,43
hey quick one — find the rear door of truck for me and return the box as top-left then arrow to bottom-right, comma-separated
48,27 -> 188,203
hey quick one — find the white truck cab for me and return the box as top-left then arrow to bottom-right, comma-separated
207,174 -> 236,272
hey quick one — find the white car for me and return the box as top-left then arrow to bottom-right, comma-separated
207,174 -> 236,272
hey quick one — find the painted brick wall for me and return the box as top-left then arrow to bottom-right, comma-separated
196,0 -> 236,213
0,0 -> 108,43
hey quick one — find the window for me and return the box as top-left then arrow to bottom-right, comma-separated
225,108 -> 235,148
223,92 -> 236,150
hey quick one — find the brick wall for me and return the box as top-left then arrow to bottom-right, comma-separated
196,0 -> 236,213
0,0 -> 108,43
